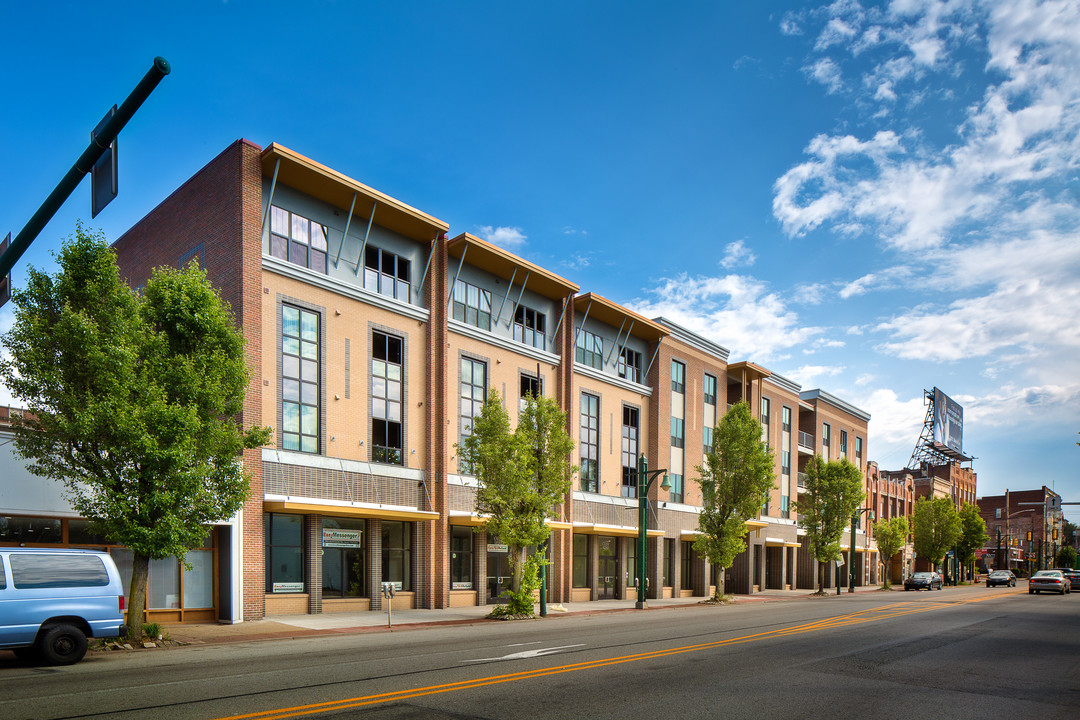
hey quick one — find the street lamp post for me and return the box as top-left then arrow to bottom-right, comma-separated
849,508 -> 875,592
636,454 -> 670,609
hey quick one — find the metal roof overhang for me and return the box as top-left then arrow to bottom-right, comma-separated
264,499 -> 438,522
572,293 -> 668,343
726,361 -> 772,383
260,144 -> 449,242
447,233 -> 579,301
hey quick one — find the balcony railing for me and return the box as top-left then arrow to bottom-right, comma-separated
798,431 -> 814,449
797,472 -> 808,488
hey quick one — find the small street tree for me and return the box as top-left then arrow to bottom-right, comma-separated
693,402 -> 775,601
793,456 -> 865,595
911,496 -> 962,572
1055,544 -> 1077,569
458,389 -> 574,616
956,503 -> 989,580
871,516 -> 909,589
0,227 -> 269,638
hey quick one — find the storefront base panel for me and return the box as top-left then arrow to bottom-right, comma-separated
266,593 -> 309,615
571,588 -> 591,602
388,591 -> 416,609
323,598 -> 372,613
679,589 -> 694,598
662,586 -> 674,598
449,590 -> 478,607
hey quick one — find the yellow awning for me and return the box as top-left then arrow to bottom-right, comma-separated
573,523 -> 664,538
264,500 -> 438,522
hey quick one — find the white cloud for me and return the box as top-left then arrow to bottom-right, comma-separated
839,272 -> 878,298
476,225 -> 527,249
792,282 -> 828,305
789,364 -> 846,387
804,57 -> 845,94
720,239 -> 757,269
627,274 -> 822,362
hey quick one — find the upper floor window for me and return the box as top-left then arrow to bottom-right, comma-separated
840,430 -> 848,458
670,417 -> 684,449
271,206 -> 328,274
364,246 -> 411,302
459,357 -> 487,473
703,425 -> 714,455
372,332 -> 403,465
452,280 -> 492,330
520,373 -> 542,399
576,329 -> 603,370
282,305 -> 319,454
782,406 -> 792,433
822,422 -> 831,460
761,397 -> 771,445
513,305 -> 546,349
855,436 -> 864,467
669,474 -> 684,504
704,374 -> 717,405
621,406 -> 639,498
671,360 -> 686,393
618,348 -> 642,383
580,393 -> 600,493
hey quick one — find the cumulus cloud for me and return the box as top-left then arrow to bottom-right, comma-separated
789,364 -> 846,387
720,239 -> 757,269
476,225 -> 527,249
627,274 -> 822,362
804,57 -> 845,93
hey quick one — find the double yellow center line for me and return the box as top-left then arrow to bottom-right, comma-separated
216,592 -> 1016,720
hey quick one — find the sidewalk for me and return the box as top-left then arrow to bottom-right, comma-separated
164,585 -> 886,646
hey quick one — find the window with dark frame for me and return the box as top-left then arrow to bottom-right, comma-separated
671,360 -> 686,393
704,373 -> 717,406
270,206 -> 328,274
617,348 -> 642,383
520,373 -> 542,399
621,406 -> 639,498
513,305 -> 546,349
670,474 -> 684,504
382,521 -> 412,591
450,526 -> 474,590
364,246 -> 411,302
573,534 -> 589,588
575,329 -> 603,369
459,357 -> 487,474
265,513 -> 304,593
840,430 -> 848,458
281,305 -> 319,454
580,393 -> 600,493
670,416 -> 684,449
452,280 -> 492,330
321,517 -> 365,598
372,332 -> 403,465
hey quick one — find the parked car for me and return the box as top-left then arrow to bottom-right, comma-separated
986,570 -> 1017,587
0,548 -> 127,665
1053,568 -> 1080,587
905,572 -> 943,591
1029,570 -> 1071,595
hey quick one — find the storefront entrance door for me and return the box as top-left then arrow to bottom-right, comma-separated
487,543 -> 511,603
598,536 -> 618,600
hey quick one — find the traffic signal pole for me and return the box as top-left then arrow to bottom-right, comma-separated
0,57 -> 170,288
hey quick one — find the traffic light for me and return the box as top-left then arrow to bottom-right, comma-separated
1027,531 -> 1032,542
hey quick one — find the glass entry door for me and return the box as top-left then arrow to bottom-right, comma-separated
598,536 -> 618,600
487,543 -> 512,603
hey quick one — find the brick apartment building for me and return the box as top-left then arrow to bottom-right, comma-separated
977,487 -> 1064,573
0,140 -> 879,622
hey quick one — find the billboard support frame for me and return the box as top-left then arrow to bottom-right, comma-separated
907,387 -> 974,470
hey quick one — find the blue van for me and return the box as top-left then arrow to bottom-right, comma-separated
0,548 -> 127,665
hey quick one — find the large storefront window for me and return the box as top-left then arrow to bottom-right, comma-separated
0,515 -> 61,544
451,526 -> 474,590
322,517 -> 366,598
265,513 -> 305,593
382,521 -> 412,591
572,534 -> 588,588
109,534 -> 214,609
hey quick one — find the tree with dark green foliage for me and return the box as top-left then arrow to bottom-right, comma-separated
1055,544 -> 1077,569
0,226 -> 270,638
956,503 -> 989,577
911,496 -> 962,572
457,389 -> 575,616
793,456 -> 866,594
693,402 -> 775,601
871,516 -> 909,588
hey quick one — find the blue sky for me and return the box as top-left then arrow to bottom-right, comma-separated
2,1 -> 1078,520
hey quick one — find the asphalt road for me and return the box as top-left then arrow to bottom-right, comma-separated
3,585 -> 1078,720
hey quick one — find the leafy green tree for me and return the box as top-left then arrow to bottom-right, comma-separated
911,496 -> 962,572
793,456 -> 866,594
693,402 -> 775,601
1062,520 -> 1077,547
871,516 -> 909,589
956,503 -> 989,577
0,227 -> 269,637
458,389 -> 574,616
1055,544 -> 1077,569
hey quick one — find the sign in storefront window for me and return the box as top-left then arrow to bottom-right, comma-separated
451,526 -> 473,590
265,513 -> 304,593
323,518 -> 365,598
